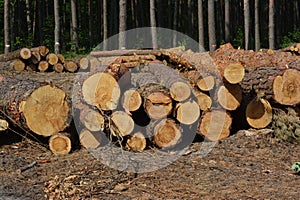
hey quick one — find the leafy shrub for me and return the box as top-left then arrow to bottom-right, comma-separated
280,29 -> 300,48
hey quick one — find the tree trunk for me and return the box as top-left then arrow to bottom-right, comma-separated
269,0 -> 275,49
244,0 -> 250,50
54,0 -> 60,54
172,0 -> 178,47
198,0 -> 204,51
71,0 -> 79,51
254,0 -> 260,51
224,0 -> 230,42
103,0 -> 108,50
208,0 -> 216,52
4,0 -> 10,54
0,70 -> 74,137
150,0 -> 158,49
119,0 -> 127,49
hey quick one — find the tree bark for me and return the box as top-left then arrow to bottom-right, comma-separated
150,0 -> 158,49
71,0 -> 79,51
119,0 -> 127,49
208,0 -> 216,52
254,0 -> 260,51
224,0 -> 230,42
103,0 -> 108,50
54,0 -> 60,54
269,0 -> 275,49
4,0 -> 10,54
198,0 -> 204,51
244,0 -> 250,50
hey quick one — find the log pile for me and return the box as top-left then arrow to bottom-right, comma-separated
0,46 -> 79,73
1,43 -> 300,155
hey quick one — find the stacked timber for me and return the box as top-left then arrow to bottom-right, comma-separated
1,44 -> 300,155
0,46 -> 79,73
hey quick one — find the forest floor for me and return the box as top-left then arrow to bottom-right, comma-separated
0,128 -> 299,199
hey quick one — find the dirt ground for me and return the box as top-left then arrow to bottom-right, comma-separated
0,128 -> 299,200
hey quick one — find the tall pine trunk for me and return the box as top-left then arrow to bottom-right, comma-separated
254,0 -> 260,51
150,0 -> 158,49
224,0 -> 230,42
198,0 -> 204,51
269,0 -> 275,49
71,0 -> 79,51
4,0 -> 10,54
103,0 -> 108,50
54,0 -> 60,54
244,0 -> 250,50
208,0 -> 216,52
119,0 -> 127,49
172,0 -> 178,47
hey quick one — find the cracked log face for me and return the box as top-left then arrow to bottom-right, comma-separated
246,98 -> 272,129
273,69 -> 300,106
23,85 -> 70,137
82,72 -> 121,110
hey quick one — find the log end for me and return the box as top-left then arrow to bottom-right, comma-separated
49,133 -> 72,155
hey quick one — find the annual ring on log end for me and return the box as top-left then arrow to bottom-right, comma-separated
246,98 -> 272,129
170,81 -> 191,102
82,72 -> 121,110
224,63 -> 245,84
23,85 -> 69,137
273,69 -> 300,106
154,119 -> 181,149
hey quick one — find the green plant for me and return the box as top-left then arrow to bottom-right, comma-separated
280,29 -> 300,48
291,162 -> 300,174
232,27 -> 244,49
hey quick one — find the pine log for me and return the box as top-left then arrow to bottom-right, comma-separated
121,89 -> 142,112
0,70 -> 75,137
30,51 -> 41,64
12,59 -> 26,71
64,60 -> 78,72
46,53 -> 58,65
153,119 -> 182,149
126,131 -> 147,151
0,119 -> 9,131
49,132 -> 72,155
79,57 -> 89,70
53,63 -> 64,73
142,84 -> 173,120
217,83 -> 242,111
198,109 -> 232,141
79,129 -> 104,149
223,63 -> 245,84
80,108 -> 105,132
90,49 -> 161,57
175,100 -> 200,125
0,48 -> 31,62
82,72 -> 121,110
114,55 -> 156,63
273,69 -> 300,106
170,81 -> 191,102
89,56 -> 102,73
31,46 -> 49,57
246,97 -> 273,129
111,110 -> 135,137
38,61 -> 49,72
197,75 -> 215,91
194,90 -> 212,111
57,54 -> 65,63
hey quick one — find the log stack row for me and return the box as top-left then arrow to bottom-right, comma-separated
0,44 -> 299,155
0,46 -> 79,73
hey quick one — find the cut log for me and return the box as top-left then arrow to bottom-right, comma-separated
12,59 -> 26,71
31,45 -> 49,57
217,83 -> 243,111
53,63 -> 64,73
246,97 -> 272,129
153,119 -> 182,149
273,69 -> 300,106
0,47 -> 31,62
170,81 -> 191,102
38,61 -> 49,72
49,132 -> 72,155
126,131 -> 147,151
223,63 -> 245,84
81,108 -> 105,132
197,75 -> 215,91
57,54 -> 65,63
194,90 -> 212,111
90,49 -> 161,57
175,100 -> 200,125
142,85 -> 173,120
0,119 -> 9,131
121,89 -> 142,112
30,51 -> 41,64
89,56 -> 101,73
111,110 -> 135,137
79,129 -> 103,149
22,85 -> 70,136
46,53 -> 58,65
198,109 -> 232,141
82,72 -> 121,110
79,57 -> 89,70
64,60 -> 78,72
0,70 -> 75,137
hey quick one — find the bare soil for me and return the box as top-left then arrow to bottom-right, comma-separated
0,128 -> 299,200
